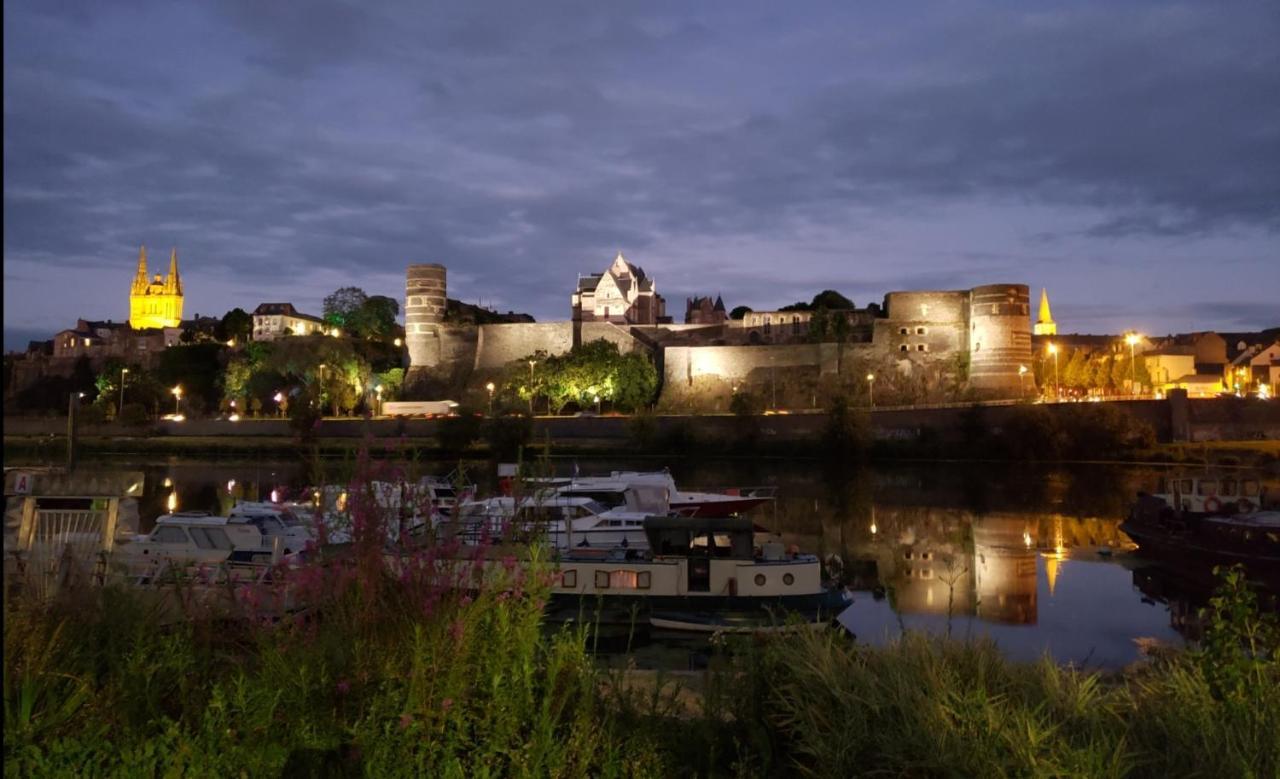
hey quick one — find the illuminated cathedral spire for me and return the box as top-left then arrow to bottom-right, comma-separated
129,245 -> 185,329
1033,288 -> 1057,336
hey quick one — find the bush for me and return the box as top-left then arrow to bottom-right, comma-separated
483,414 -> 532,459
118,402 -> 150,427
437,411 -> 482,453
626,409 -> 658,451
821,395 -> 868,459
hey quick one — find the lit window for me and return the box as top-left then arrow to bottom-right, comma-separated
594,570 -> 610,589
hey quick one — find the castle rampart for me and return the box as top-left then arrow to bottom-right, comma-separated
968,284 -> 1032,393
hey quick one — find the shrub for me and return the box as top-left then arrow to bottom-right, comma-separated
626,409 -> 658,451
483,413 -> 532,459
437,411 -> 482,453
821,394 -> 867,459
118,402 -> 150,427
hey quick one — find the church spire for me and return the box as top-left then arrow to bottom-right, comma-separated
132,245 -> 149,294
1034,288 -> 1057,336
166,248 -> 182,295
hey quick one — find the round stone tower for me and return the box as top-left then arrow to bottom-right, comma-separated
405,264 -> 447,370
967,284 -> 1032,396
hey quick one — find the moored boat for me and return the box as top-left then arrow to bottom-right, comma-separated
544,516 -> 850,632
1123,493 -> 1280,570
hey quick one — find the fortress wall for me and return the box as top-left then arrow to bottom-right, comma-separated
968,284 -> 1032,395
663,344 -> 832,389
882,291 -> 968,323
474,322 -> 573,370
578,321 -> 648,354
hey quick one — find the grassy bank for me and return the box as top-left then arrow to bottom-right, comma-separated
6,549 -> 1277,777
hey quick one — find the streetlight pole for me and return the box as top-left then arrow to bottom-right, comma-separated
375,384 -> 383,416
1047,343 -> 1059,401
485,382 -> 495,415
1018,365 -> 1028,396
527,360 -> 536,415
866,373 -> 876,408
118,367 -> 129,418
1125,333 -> 1140,396
171,385 -> 182,416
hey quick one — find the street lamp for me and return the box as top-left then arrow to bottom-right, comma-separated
866,373 -> 876,408
1125,333 -> 1140,395
485,381 -> 495,414
393,337 -> 402,347
374,384 -> 384,416
1018,364 -> 1028,396
1047,343 -> 1059,401
594,394 -> 601,414
171,385 -> 183,416
527,360 -> 537,414
273,391 -> 284,417
118,367 -> 129,417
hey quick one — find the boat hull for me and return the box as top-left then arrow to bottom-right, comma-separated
545,589 -> 851,631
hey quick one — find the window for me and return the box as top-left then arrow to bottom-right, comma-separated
754,573 -> 767,586
153,526 -> 188,544
899,327 -> 909,335
792,316 -> 801,335
917,344 -> 927,352
637,571 -> 651,589
782,573 -> 795,586
764,320 -> 771,335
594,570 -> 610,589
900,345 -> 909,352
1197,480 -> 1217,496
916,327 -> 926,335
561,569 -> 577,588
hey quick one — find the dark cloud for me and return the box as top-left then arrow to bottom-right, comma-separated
4,1 -> 1278,348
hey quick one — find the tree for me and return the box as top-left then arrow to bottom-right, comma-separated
218,308 -> 253,343
502,340 -> 657,414
348,295 -> 399,340
729,306 -> 752,320
323,287 -> 369,327
812,290 -> 854,309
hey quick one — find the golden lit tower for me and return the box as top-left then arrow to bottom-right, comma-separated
129,245 -> 184,329
1033,288 -> 1056,336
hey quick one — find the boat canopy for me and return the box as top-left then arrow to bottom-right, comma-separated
643,516 -> 754,559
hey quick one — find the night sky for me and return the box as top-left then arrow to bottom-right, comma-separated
4,1 -> 1278,351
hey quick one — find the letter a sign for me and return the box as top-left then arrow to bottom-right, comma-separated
13,472 -> 32,495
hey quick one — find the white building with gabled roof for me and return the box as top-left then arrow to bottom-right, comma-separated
571,252 -> 666,326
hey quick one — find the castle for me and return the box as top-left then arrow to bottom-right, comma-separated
129,246 -> 184,329
404,254 -> 1036,404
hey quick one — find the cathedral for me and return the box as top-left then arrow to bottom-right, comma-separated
129,245 -> 184,329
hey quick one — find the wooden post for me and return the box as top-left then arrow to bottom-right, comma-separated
66,394 -> 77,472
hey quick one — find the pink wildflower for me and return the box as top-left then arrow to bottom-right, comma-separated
449,619 -> 465,642
399,713 -> 413,730
336,679 -> 351,695
501,555 -> 517,572
441,698 -> 454,713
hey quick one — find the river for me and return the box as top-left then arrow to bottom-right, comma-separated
21,453 -> 1276,669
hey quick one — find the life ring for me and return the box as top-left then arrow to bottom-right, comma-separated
1237,499 -> 1255,514
1203,496 -> 1222,513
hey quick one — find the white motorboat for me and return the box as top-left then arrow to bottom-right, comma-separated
449,495 -> 651,550
535,470 -> 773,517
117,510 -> 291,572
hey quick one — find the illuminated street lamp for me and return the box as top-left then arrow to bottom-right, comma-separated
594,394 -> 601,414
1125,333 -> 1141,395
866,373 -> 876,408
273,391 -> 284,416
393,337 -> 402,347
171,385 -> 183,416
1047,343 -> 1060,401
119,367 -> 129,417
374,384 -> 384,416
527,360 -> 537,414
1018,364 -> 1028,395
485,381 -> 496,414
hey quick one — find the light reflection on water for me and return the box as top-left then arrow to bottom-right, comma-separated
840,555 -> 1182,668
42,456 -> 1275,668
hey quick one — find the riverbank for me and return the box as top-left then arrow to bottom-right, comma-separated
5,563 -> 1276,777
6,431 -> 1278,470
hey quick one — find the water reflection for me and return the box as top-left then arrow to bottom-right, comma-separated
24,456 -> 1276,668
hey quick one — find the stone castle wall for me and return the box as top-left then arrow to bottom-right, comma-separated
474,323 -> 574,370
968,284 -> 1032,393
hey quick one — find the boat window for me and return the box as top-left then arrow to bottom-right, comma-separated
561,490 -> 626,509
205,528 -> 232,550
1220,479 -> 1237,497
189,527 -> 213,549
608,570 -> 639,589
278,510 -> 304,527
1196,480 -> 1216,496
434,487 -> 455,498
153,526 -> 188,544
1179,479 -> 1194,493
1243,480 -> 1260,497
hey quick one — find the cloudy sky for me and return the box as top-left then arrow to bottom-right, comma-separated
4,1 -> 1278,350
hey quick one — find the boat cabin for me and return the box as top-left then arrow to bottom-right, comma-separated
127,511 -> 283,567
1154,475 -> 1266,514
